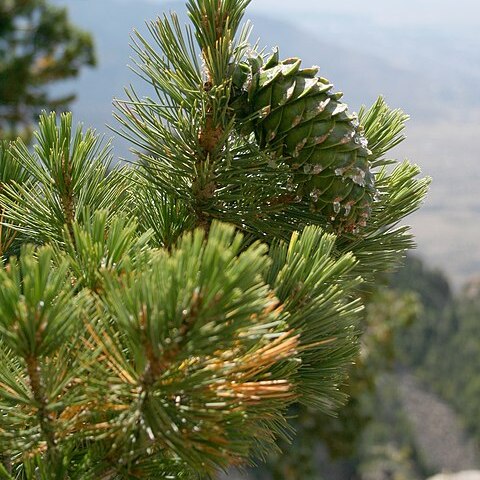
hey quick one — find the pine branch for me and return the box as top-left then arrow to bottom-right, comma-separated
187,0 -> 256,228
0,141 -> 32,259
115,1 -> 255,233
267,226 -> 363,410
82,222 -> 299,475
335,98 -> 429,281
25,353 -> 59,466
60,209 -> 152,292
0,112 -> 129,246
0,462 -> 13,480
127,172 -> 195,249
187,0 -> 251,83
0,246 -> 92,470
358,96 -> 409,167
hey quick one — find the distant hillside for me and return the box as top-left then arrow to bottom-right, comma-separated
394,256 -> 480,446
399,374 -> 480,473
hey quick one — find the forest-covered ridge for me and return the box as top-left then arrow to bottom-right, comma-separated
394,256 -> 480,446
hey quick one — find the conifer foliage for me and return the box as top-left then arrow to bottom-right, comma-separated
0,0 -> 428,478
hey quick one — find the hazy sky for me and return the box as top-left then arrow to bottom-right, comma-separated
65,0 -> 480,41
137,0 -> 480,58
100,0 -> 479,29
248,0 -> 480,28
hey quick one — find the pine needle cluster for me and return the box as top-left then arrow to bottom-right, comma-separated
0,0 -> 428,478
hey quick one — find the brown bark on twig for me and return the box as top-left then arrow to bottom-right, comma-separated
61,154 -> 76,240
26,355 -> 59,464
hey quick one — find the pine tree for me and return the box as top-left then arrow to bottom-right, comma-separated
0,0 -> 95,142
0,1 -> 428,478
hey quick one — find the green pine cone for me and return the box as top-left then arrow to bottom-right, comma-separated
231,49 -> 376,233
